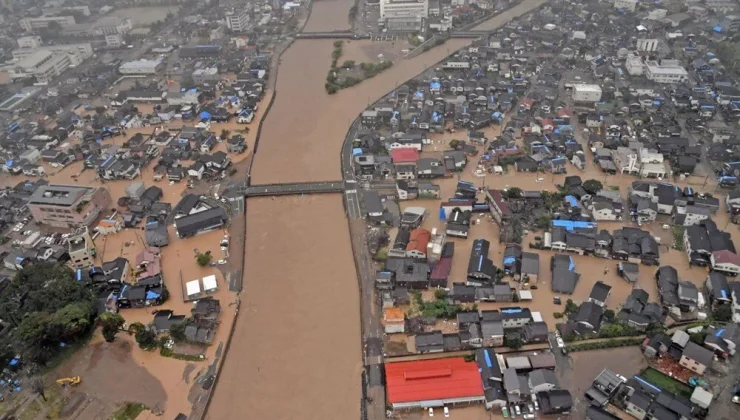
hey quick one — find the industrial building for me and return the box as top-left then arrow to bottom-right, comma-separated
644,60 -> 689,84
20,15 -> 76,32
385,357 -> 485,410
380,0 -> 428,31
572,84 -> 603,103
119,58 -> 165,75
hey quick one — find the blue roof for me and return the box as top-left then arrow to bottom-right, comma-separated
352,148 -> 363,156
565,196 -> 578,207
569,257 -> 575,271
484,349 -> 493,368
146,291 -> 160,299
552,220 -> 596,231
501,308 -> 522,314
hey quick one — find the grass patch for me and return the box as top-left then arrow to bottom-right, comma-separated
638,367 -> 693,399
18,400 -> 41,420
672,226 -> 685,251
160,347 -> 204,362
110,402 -> 146,420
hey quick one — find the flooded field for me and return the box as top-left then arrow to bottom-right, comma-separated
303,0 -> 354,32
107,7 -> 180,27
206,196 -> 361,420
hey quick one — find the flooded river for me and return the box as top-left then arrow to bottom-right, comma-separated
206,1 -> 552,419
303,0 -> 354,32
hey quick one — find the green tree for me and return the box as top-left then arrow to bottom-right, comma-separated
169,322 -> 187,343
713,304 -> 733,322
504,187 -> 522,199
341,60 -> 355,68
48,302 -> 93,341
333,41 -> 343,48
128,322 -> 146,336
196,252 -> 212,267
99,312 -> 125,343
434,289 -> 448,300
583,179 -> 604,194
505,336 -> 523,350
449,139 -> 462,150
565,299 -> 578,315
135,327 -> 157,350
220,129 -> 230,139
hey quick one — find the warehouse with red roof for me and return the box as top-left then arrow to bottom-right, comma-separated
384,357 -> 485,410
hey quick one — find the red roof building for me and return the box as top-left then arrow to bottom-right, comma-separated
391,148 -> 420,164
385,357 -> 485,409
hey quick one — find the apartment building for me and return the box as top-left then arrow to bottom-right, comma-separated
613,0 -> 637,11
92,16 -> 132,35
106,34 -> 124,47
29,185 -> 112,229
68,228 -> 96,269
225,10 -> 249,32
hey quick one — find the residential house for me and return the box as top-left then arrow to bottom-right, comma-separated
480,320 -> 504,347
523,322 -> 549,344
551,254 -> 580,294
415,331 -> 444,353
705,271 -> 731,306
575,302 -> 603,333
679,341 -> 714,375
383,307 -> 405,334
711,250 -> 740,276
588,281 -> 612,307
585,369 -> 625,407
406,228 -> 431,259
538,389 -> 573,415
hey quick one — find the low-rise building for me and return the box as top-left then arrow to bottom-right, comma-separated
119,58 -> 164,75
29,184 -> 111,228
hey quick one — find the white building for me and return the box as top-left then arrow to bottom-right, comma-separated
119,58 -> 164,75
106,34 -> 124,48
92,16 -> 132,35
637,39 -> 659,52
625,55 -> 644,75
192,67 -> 219,85
614,0 -> 637,11
225,10 -> 249,32
572,84 -> 602,103
17,36 -> 42,49
644,60 -> 688,84
12,43 -> 93,62
380,0 -> 428,31
20,15 -> 76,32
15,50 -> 73,84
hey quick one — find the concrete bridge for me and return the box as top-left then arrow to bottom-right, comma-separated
296,32 -> 367,39
243,181 -> 346,197
449,31 -> 488,38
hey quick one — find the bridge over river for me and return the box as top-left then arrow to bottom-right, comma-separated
243,181 -> 346,197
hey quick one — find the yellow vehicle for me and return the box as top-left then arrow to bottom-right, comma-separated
56,376 -> 81,386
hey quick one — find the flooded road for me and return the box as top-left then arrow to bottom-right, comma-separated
303,0 -> 354,32
251,0 -> 549,184
206,196 -> 361,420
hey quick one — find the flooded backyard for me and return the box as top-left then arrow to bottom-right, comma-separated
303,0 -> 354,32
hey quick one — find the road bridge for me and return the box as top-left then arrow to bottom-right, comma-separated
243,181 -> 345,197
296,32 -> 367,39
449,31 -> 488,38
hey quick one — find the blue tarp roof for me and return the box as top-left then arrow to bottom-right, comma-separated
352,148 -> 362,156
504,257 -> 515,264
146,291 -> 160,299
552,220 -> 596,231
564,195 -> 578,207
200,111 -> 212,119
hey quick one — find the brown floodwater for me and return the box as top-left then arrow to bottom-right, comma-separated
205,196 -> 362,420
303,0 -> 354,32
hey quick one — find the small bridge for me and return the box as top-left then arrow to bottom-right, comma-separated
296,32 -> 367,39
243,181 -> 346,197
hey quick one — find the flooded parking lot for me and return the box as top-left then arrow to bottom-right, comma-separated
206,196 -> 362,420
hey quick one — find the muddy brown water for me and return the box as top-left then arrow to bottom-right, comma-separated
303,0 -> 354,32
206,196 -> 362,420
205,1 -> 563,419
250,0 -> 549,184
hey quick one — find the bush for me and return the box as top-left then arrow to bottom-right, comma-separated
169,322 -> 187,343
553,312 -> 564,319
228,168 -> 237,176
505,336 -> 523,350
673,226 -> 685,251
195,252 -> 212,267
713,304 -> 733,322
565,299 -> 578,314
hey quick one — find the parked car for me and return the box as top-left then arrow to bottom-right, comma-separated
443,407 -> 449,418
428,408 -> 434,417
